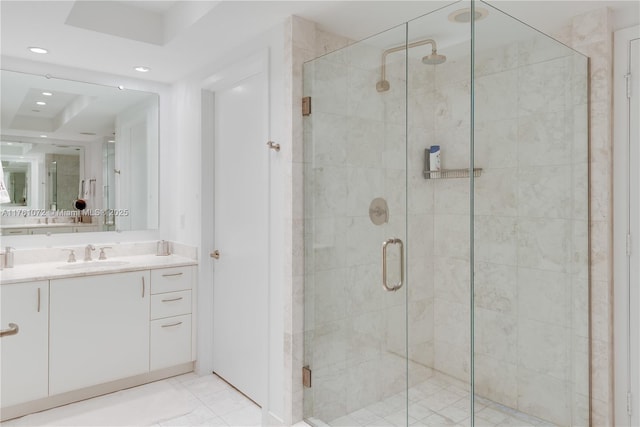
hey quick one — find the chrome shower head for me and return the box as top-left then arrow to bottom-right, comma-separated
422,51 -> 447,65
376,38 -> 445,92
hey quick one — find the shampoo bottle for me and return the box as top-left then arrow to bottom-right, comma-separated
429,145 -> 441,171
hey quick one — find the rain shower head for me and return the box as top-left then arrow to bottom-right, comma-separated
376,38 -> 445,92
422,51 -> 447,65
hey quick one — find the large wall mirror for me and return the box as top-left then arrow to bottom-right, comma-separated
0,69 -> 159,235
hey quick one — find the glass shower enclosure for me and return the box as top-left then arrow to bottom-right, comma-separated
303,1 -> 589,426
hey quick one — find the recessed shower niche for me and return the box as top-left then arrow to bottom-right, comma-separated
303,1 -> 589,426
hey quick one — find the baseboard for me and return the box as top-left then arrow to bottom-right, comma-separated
1,362 -> 194,422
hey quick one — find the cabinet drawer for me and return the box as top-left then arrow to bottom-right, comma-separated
150,314 -> 192,371
150,267 -> 193,294
151,290 -> 191,320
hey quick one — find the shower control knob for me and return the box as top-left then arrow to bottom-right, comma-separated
210,250 -> 220,259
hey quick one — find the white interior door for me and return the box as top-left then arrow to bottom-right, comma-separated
212,65 -> 269,406
615,27 -> 640,426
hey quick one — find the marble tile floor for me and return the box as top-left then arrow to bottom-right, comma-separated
311,376 -> 559,427
1,373 -> 310,427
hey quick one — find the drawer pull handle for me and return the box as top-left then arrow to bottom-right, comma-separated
142,277 -> 145,298
162,272 -> 183,277
162,297 -> 184,302
161,321 -> 183,328
37,288 -> 41,313
0,323 -> 19,338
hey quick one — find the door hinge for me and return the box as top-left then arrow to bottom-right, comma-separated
625,73 -> 632,99
627,233 -> 632,256
628,391 -> 633,416
302,96 -> 311,116
302,366 -> 312,388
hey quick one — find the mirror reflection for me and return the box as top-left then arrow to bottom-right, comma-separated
0,70 -> 159,235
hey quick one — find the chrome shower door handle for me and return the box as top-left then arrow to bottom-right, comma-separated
382,238 -> 404,292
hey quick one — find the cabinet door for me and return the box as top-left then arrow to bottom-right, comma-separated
150,314 -> 192,371
49,271 -> 150,395
1,281 -> 49,407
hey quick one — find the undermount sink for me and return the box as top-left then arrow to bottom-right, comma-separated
57,261 -> 129,270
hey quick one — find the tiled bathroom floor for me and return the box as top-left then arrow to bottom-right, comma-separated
308,376 -> 558,427
0,373 -> 310,427
0,373 -> 557,427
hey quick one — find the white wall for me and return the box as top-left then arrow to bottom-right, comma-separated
169,21 -> 287,421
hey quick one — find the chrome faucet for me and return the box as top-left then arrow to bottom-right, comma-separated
98,247 -> 112,260
84,244 -> 96,261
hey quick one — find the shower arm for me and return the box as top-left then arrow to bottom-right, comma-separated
379,38 -> 438,84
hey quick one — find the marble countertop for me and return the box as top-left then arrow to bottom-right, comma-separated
0,254 -> 197,285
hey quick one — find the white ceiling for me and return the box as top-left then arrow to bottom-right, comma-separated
0,0 -> 638,84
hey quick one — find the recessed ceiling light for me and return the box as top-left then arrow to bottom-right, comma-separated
42,91 -> 53,96
40,135 -> 47,138
448,7 -> 489,23
36,101 -> 46,106
28,47 -> 49,54
7,142 -> 14,146
108,139 -> 115,143
118,85 -> 125,90
134,66 -> 150,73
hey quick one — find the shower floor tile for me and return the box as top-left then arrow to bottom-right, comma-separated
317,375 -> 560,427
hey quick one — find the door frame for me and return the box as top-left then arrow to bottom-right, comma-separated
614,25 -> 640,427
200,49 -> 271,411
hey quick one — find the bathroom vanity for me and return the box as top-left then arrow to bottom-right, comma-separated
0,247 -> 197,421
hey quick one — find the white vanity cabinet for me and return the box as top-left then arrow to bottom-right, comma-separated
149,267 -> 194,370
1,259 -> 196,421
49,271 -> 151,395
0,281 -> 49,407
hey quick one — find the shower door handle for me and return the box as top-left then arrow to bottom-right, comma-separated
382,238 -> 404,292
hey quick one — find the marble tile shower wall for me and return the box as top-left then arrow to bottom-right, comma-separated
46,153 -> 80,212
555,8 -> 614,425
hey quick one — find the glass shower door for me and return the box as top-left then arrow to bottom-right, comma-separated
303,23 -> 409,426
472,2 -> 589,426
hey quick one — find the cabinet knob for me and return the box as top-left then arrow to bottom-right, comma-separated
210,250 -> 220,259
